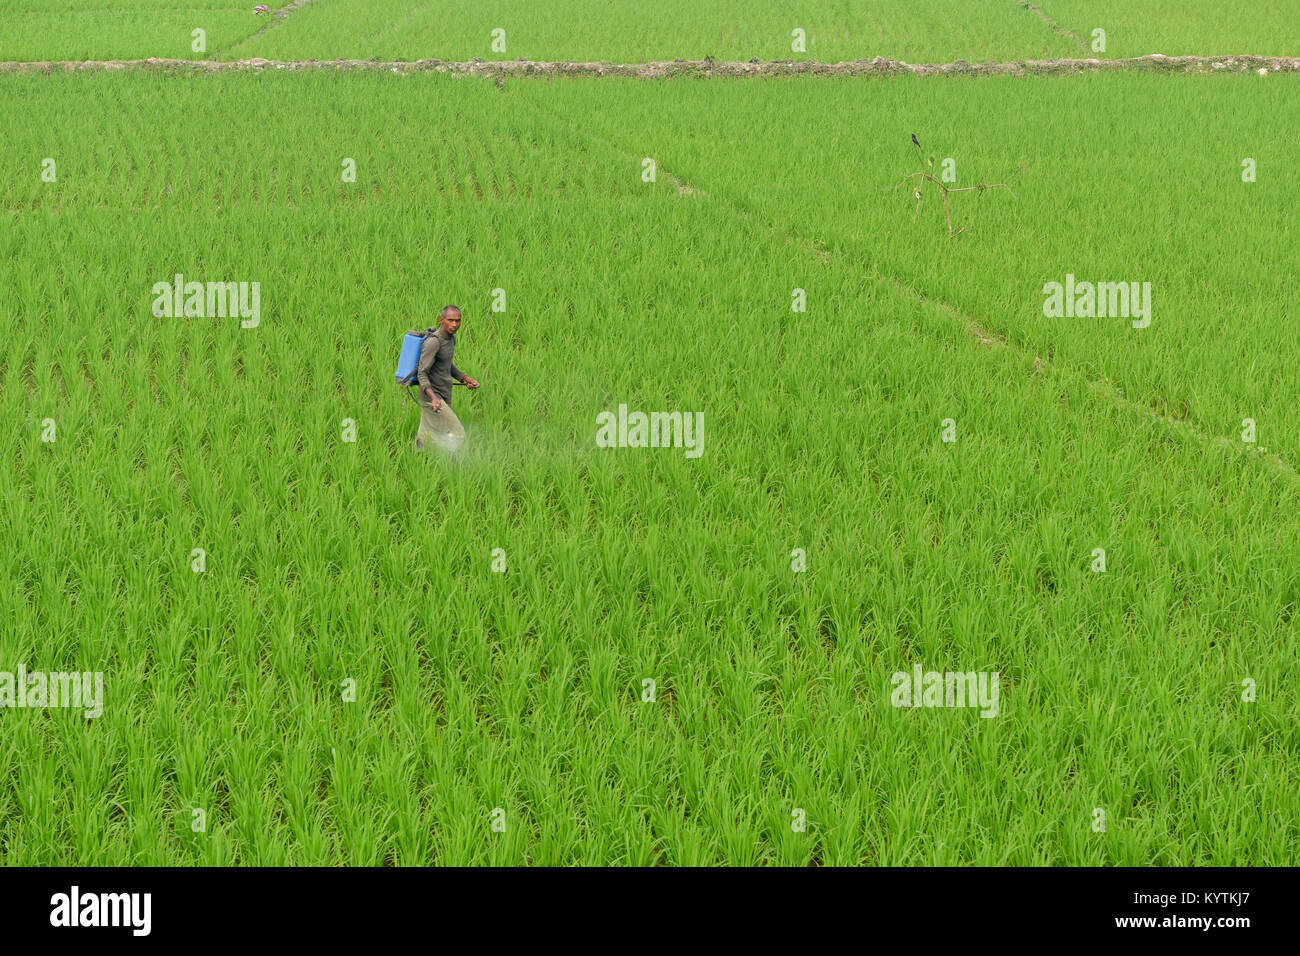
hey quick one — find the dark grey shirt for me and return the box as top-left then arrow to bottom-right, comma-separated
416,328 -> 463,404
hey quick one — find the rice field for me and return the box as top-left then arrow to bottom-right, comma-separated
8,1 -> 1300,64
1,8 -> 1297,868
223,0 -> 1080,64
1041,1 -> 1300,58
0,1 -> 289,61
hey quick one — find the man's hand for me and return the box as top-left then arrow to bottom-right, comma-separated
462,377 -> 480,390
425,387 -> 442,412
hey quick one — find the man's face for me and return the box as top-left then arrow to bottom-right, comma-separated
440,310 -> 461,334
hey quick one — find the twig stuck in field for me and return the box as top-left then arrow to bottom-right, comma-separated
892,135 -> 1024,239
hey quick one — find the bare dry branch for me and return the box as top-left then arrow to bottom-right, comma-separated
892,145 -> 1023,238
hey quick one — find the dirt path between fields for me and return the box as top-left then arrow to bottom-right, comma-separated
1018,2 -> 1089,54
2,53 -> 1298,77
217,0 -> 318,59
889,273 -> 1300,486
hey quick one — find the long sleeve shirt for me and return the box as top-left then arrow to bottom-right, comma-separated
416,328 -> 463,404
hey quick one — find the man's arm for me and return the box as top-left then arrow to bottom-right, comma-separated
451,364 -> 479,388
416,335 -> 438,392
416,335 -> 443,406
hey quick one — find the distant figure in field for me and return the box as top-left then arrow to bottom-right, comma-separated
415,305 -> 479,454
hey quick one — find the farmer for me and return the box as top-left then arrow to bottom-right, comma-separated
415,305 -> 479,453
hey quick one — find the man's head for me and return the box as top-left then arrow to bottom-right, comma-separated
439,305 -> 462,335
